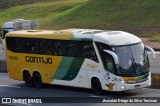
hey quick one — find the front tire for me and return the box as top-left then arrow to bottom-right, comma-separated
92,79 -> 103,95
33,72 -> 43,88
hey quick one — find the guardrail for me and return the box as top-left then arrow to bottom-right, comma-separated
0,61 -> 7,73
151,74 -> 160,89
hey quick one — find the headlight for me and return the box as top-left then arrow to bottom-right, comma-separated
121,86 -> 125,89
121,80 -> 126,83
148,82 -> 151,85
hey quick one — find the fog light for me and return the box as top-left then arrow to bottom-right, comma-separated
121,86 -> 124,89
149,82 -> 151,85
121,80 -> 126,83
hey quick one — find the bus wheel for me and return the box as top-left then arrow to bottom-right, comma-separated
91,78 -> 103,95
24,71 -> 33,87
33,72 -> 43,88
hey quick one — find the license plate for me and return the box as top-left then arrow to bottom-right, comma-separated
135,84 -> 141,88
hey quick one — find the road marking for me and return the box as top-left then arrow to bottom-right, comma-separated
142,88 -> 160,92
0,73 -> 8,77
149,61 -> 154,63
0,73 -> 8,75
90,95 -> 113,99
0,85 -> 20,88
17,103 -> 32,106
90,95 -> 102,98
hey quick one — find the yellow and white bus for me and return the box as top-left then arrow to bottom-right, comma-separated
5,29 -> 155,94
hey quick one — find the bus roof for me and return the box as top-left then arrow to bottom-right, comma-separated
6,29 -> 142,46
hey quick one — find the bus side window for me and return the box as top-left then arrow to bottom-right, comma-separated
15,38 -> 24,52
39,39 -> 52,55
45,40 -> 52,55
6,37 -> 24,53
32,39 -> 40,54
24,39 -> 31,53
106,54 -> 115,73
66,41 -> 81,57
6,37 -> 16,52
82,42 -> 98,62
96,42 -> 115,72
52,40 -> 66,56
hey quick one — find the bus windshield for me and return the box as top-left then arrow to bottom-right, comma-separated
111,43 -> 150,77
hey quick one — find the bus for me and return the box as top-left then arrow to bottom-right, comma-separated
1,19 -> 39,53
5,29 -> 155,94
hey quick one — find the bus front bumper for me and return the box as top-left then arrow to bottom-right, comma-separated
116,77 -> 151,91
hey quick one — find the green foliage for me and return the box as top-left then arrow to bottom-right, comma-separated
149,35 -> 160,42
0,0 -> 160,36
0,0 -> 55,10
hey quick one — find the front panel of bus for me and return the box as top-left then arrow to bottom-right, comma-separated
96,42 -> 151,91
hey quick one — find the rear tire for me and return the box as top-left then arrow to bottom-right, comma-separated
24,71 -> 33,87
33,72 -> 43,88
92,78 -> 103,95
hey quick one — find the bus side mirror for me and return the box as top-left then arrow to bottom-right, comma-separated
103,49 -> 119,65
144,46 -> 155,58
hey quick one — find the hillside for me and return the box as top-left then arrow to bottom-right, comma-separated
0,0 -> 160,38
0,0 -> 54,10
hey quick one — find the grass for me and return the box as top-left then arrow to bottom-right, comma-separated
149,35 -> 160,42
0,0 -> 54,10
0,0 -> 160,37
0,0 -> 87,28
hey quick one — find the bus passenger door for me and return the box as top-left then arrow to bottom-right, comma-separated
103,53 -> 117,91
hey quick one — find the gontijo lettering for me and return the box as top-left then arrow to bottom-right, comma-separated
25,56 -> 52,64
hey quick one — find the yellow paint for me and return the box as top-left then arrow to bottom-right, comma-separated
5,29 -> 77,84
106,83 -> 115,90
86,64 -> 98,69
122,77 -> 139,81
6,30 -> 74,40
6,50 -> 63,84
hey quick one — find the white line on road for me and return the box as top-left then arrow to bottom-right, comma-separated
0,73 -> 8,75
0,85 -> 20,88
0,73 -> 8,77
90,95 -> 102,98
155,52 -> 160,54
17,103 -> 32,106
142,88 -> 160,92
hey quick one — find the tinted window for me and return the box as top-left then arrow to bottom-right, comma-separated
96,42 -> 115,72
6,37 -> 98,62
82,42 -> 98,62
6,37 -> 16,52
105,54 -> 115,73
52,40 -> 66,56
39,39 -> 52,55
67,41 -> 81,57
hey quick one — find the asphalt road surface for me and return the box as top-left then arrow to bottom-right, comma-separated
0,73 -> 160,106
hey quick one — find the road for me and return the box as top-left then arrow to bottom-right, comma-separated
0,73 -> 160,106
